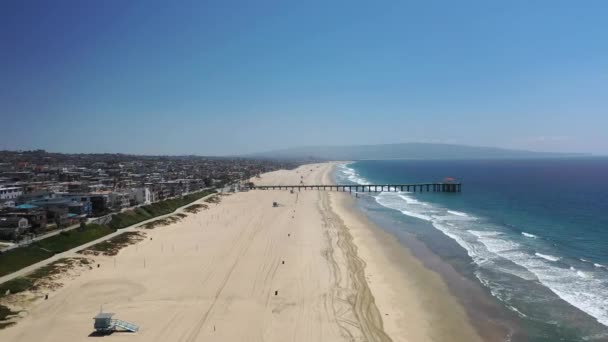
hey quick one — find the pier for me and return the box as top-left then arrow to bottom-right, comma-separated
251,183 -> 461,193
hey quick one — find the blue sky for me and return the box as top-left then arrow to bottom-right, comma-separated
1,0 -> 607,155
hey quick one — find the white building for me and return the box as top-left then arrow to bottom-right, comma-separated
0,199 -> 16,209
109,192 -> 131,209
0,186 -> 23,201
0,217 -> 29,239
129,187 -> 152,205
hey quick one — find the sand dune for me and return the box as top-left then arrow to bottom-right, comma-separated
0,163 -> 482,342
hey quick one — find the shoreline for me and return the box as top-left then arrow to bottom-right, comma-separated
322,163 -> 486,341
330,162 -> 527,341
344,192 -> 522,341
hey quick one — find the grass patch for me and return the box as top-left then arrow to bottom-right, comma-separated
0,224 -> 114,278
0,278 -> 32,298
0,304 -> 19,329
0,257 -> 91,329
107,190 -> 214,230
79,232 -> 145,256
0,258 -> 90,298
142,214 -> 186,229
0,248 -> 54,278
205,195 -> 221,204
35,224 -> 115,254
183,203 -> 208,214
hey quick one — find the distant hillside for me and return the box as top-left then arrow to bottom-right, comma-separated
246,143 -> 587,160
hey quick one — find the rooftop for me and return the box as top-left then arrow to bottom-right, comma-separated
93,312 -> 115,319
15,204 -> 39,210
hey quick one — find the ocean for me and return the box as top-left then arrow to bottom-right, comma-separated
334,158 -> 608,342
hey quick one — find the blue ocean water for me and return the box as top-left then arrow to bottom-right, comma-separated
334,158 -> 608,341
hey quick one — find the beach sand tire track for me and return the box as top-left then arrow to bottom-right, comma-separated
319,190 -> 393,342
183,209 -> 268,342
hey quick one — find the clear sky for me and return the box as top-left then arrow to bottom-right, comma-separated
1,0 -> 607,155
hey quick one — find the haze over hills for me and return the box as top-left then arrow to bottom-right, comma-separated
246,143 -> 589,160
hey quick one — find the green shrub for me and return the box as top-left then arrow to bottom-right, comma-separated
0,304 -> 19,329
0,277 -> 33,297
0,247 -> 54,277
0,258 -> 90,299
107,190 -> 214,229
36,224 -> 114,254
0,225 -> 114,277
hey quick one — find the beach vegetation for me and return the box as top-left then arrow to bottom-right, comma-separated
0,258 -> 91,298
0,224 -> 115,277
78,232 -> 145,256
142,214 -> 186,229
107,190 -> 214,229
34,224 -> 114,254
204,195 -> 221,204
183,203 -> 207,213
0,189 -> 213,283
0,304 -> 19,329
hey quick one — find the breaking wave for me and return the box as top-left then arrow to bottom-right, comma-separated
535,252 -> 560,262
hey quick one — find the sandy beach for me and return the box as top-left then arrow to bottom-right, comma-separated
0,163 -> 483,342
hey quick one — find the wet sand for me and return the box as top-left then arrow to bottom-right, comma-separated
321,167 -> 484,342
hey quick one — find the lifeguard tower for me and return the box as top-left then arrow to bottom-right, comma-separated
93,311 -> 139,333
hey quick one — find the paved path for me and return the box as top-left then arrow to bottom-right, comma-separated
1,222 -> 82,253
0,193 -> 216,285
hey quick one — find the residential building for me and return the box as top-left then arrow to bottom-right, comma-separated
129,187 -> 151,205
58,193 -> 93,216
0,199 -> 16,209
89,193 -> 110,216
109,192 -> 130,209
0,186 -> 23,201
0,204 -> 47,232
0,216 -> 29,240
29,199 -> 73,227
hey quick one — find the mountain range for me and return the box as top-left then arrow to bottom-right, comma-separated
246,143 -> 588,160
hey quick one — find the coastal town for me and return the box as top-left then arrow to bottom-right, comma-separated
0,150 -> 297,243
2,1 -> 605,340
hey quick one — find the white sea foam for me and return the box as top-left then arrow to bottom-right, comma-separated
576,270 -> 591,279
474,228 -> 607,327
447,210 -> 470,217
338,163 -> 371,185
397,193 -> 423,205
513,255 -> 608,326
454,217 -> 607,326
595,263 -> 606,268
507,305 -> 529,318
374,192 -> 434,221
469,230 -> 502,237
521,232 -> 537,238
399,210 -> 434,222
535,253 -> 561,262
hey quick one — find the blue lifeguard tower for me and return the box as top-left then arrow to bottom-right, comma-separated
93,311 -> 139,333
